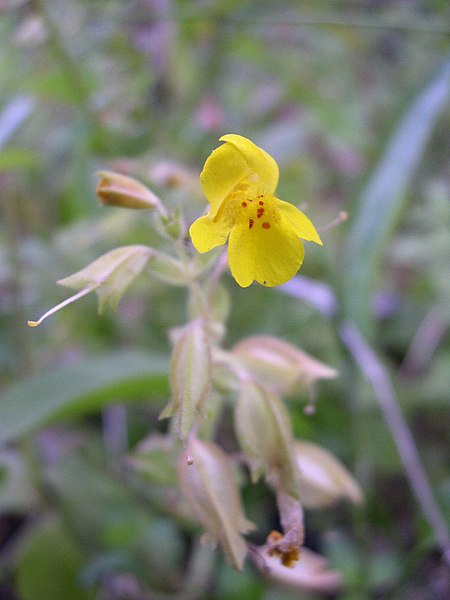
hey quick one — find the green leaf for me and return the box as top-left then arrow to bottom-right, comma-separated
16,517 -> 94,600
0,351 -> 168,445
0,148 -> 39,171
416,352 -> 450,407
47,452 -> 184,589
47,453 -> 153,550
342,55 -> 450,336
0,449 -> 39,513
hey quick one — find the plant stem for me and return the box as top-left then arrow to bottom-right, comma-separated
340,322 -> 450,568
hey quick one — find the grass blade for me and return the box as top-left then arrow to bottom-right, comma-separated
342,55 -> 450,336
0,351 -> 168,444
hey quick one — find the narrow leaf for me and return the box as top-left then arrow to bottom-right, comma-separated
0,351 -> 168,444
16,518 -> 93,600
343,55 -> 450,336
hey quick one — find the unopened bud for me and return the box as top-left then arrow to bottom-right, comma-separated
294,440 -> 363,508
177,438 -> 254,570
96,171 -> 162,210
232,336 -> 337,396
235,380 -> 300,499
154,208 -> 185,240
160,320 -> 212,440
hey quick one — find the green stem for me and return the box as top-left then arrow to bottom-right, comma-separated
340,322 -> 450,568
161,9 -> 450,35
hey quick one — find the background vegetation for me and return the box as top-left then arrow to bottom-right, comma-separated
0,0 -> 449,598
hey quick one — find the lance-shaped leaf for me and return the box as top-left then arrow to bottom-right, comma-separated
160,320 -> 212,440
177,438 -> 254,571
235,380 -> 300,499
58,245 -> 153,313
343,55 -> 450,337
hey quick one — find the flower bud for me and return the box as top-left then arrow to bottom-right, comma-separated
294,441 -> 363,508
153,208 -> 185,241
160,320 -> 212,440
234,380 -> 300,499
232,336 -> 337,396
96,171 -> 162,210
177,438 -> 254,570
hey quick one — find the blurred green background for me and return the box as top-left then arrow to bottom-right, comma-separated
1,1 -> 449,598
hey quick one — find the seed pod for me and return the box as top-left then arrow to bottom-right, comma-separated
160,320 -> 212,440
235,379 -> 300,499
294,440 -> 363,508
177,438 -> 254,570
232,336 -> 337,396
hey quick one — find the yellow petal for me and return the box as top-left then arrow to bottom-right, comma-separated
200,134 -> 279,219
228,221 -> 305,288
219,134 -> 279,193
189,214 -> 231,253
277,200 -> 322,245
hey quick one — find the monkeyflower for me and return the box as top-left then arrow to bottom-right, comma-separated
189,134 -> 322,287
251,545 -> 342,593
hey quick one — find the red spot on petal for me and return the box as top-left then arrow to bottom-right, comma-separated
262,222 -> 270,229
249,219 -> 254,229
256,207 -> 265,218
259,200 -> 264,206
241,201 -> 247,207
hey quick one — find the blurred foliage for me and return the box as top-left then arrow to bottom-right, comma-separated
0,0 -> 449,598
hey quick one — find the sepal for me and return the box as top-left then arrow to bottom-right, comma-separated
160,320 -> 212,440
177,438 -> 254,570
234,379 -> 300,499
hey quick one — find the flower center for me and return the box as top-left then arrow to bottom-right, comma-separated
239,194 -> 275,231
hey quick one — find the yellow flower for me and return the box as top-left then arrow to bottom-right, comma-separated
189,134 -> 322,287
